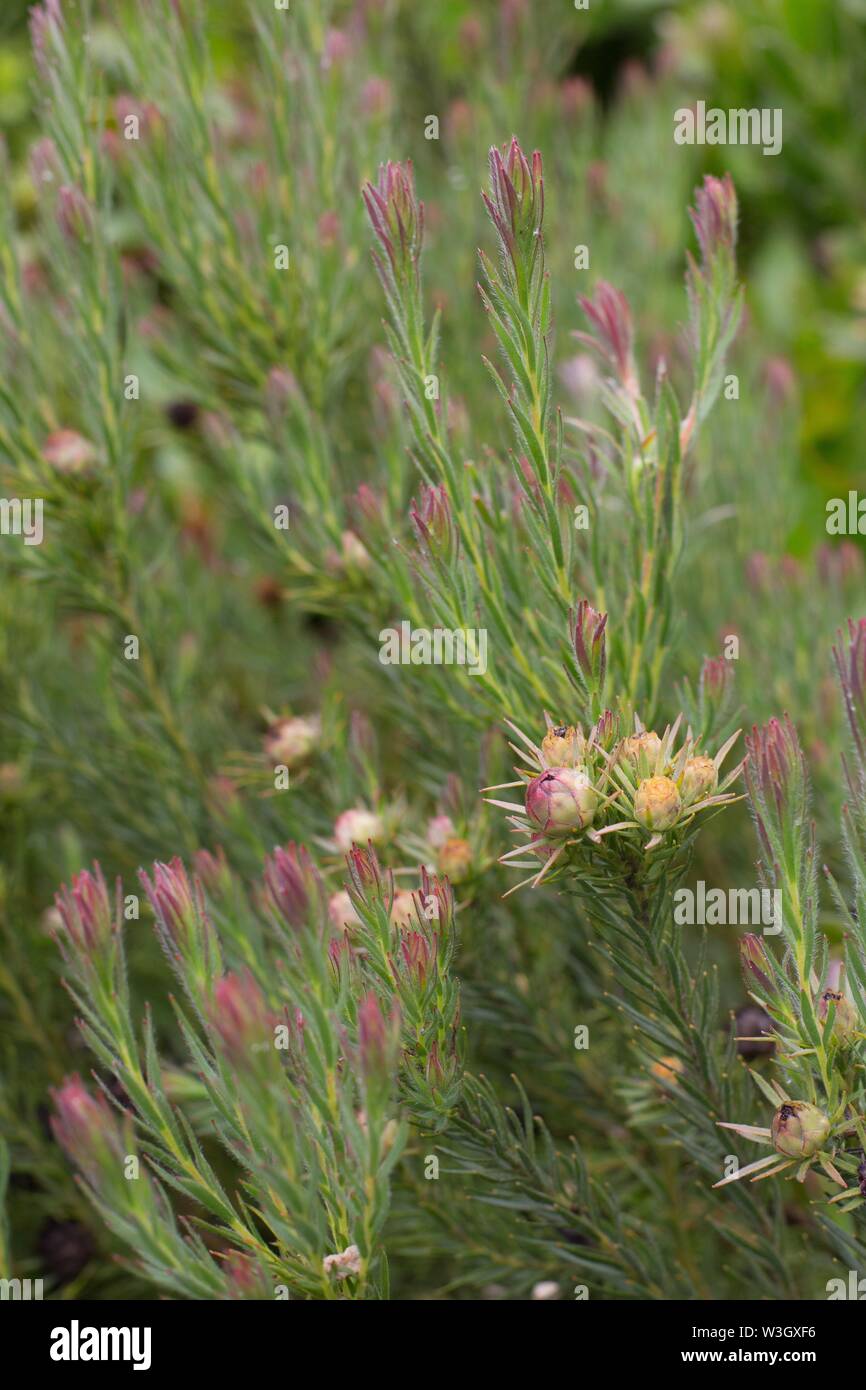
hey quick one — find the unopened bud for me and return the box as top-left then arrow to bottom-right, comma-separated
50,1075 -> 124,1186
541,724 -> 584,766
771,1102 -> 830,1159
357,991 -> 400,1081
689,173 -> 738,266
437,837 -> 472,884
263,715 -> 321,769
54,864 -> 115,957
570,600 -> 607,696
426,814 -> 456,850
389,889 -> 417,930
525,768 -> 598,836
816,989 -> 858,1044
56,184 -> 93,243
43,429 -> 98,476
209,970 -> 273,1063
681,755 -> 718,805
328,889 -> 361,932
634,777 -> 681,832
334,806 -> 385,854
263,842 -> 322,930
739,934 -> 773,994
620,730 -> 662,771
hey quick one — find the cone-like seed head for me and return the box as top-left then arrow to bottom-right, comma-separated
816,989 -> 859,1043
634,776 -> 682,831
771,1101 -> 830,1159
681,755 -> 718,805
525,767 -> 598,836
541,724 -> 584,766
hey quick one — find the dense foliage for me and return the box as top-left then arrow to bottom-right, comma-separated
1,0 -> 864,1301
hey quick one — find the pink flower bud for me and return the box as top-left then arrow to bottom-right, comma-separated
426,814 -> 456,850
323,1243 -> 361,1279
334,807 -> 384,854
50,1075 -> 122,1185
739,933 -> 773,994
482,138 -> 544,274
360,78 -> 391,117
209,970 -> 273,1062
525,768 -> 598,836
223,1251 -> 272,1300
54,863 -> 116,956
358,991 -> 400,1081
192,847 -> 230,895
322,28 -> 352,69
29,0 -> 64,78
42,429 -> 98,476
400,930 -> 436,984
560,77 -> 592,119
139,858 -> 206,959
437,837 -> 473,884
362,160 -> 424,287
263,714 -> 321,769
833,619 -> 866,768
570,599 -> 608,696
576,282 -> 637,394
56,185 -> 93,243
347,844 -> 382,893
29,137 -> 60,190
744,716 -> 802,819
689,173 -> 738,266
410,484 -> 454,560
265,366 -> 302,418
263,842 -> 322,930
328,889 -> 361,932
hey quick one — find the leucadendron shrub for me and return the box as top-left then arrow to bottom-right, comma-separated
2,0 -> 865,1302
